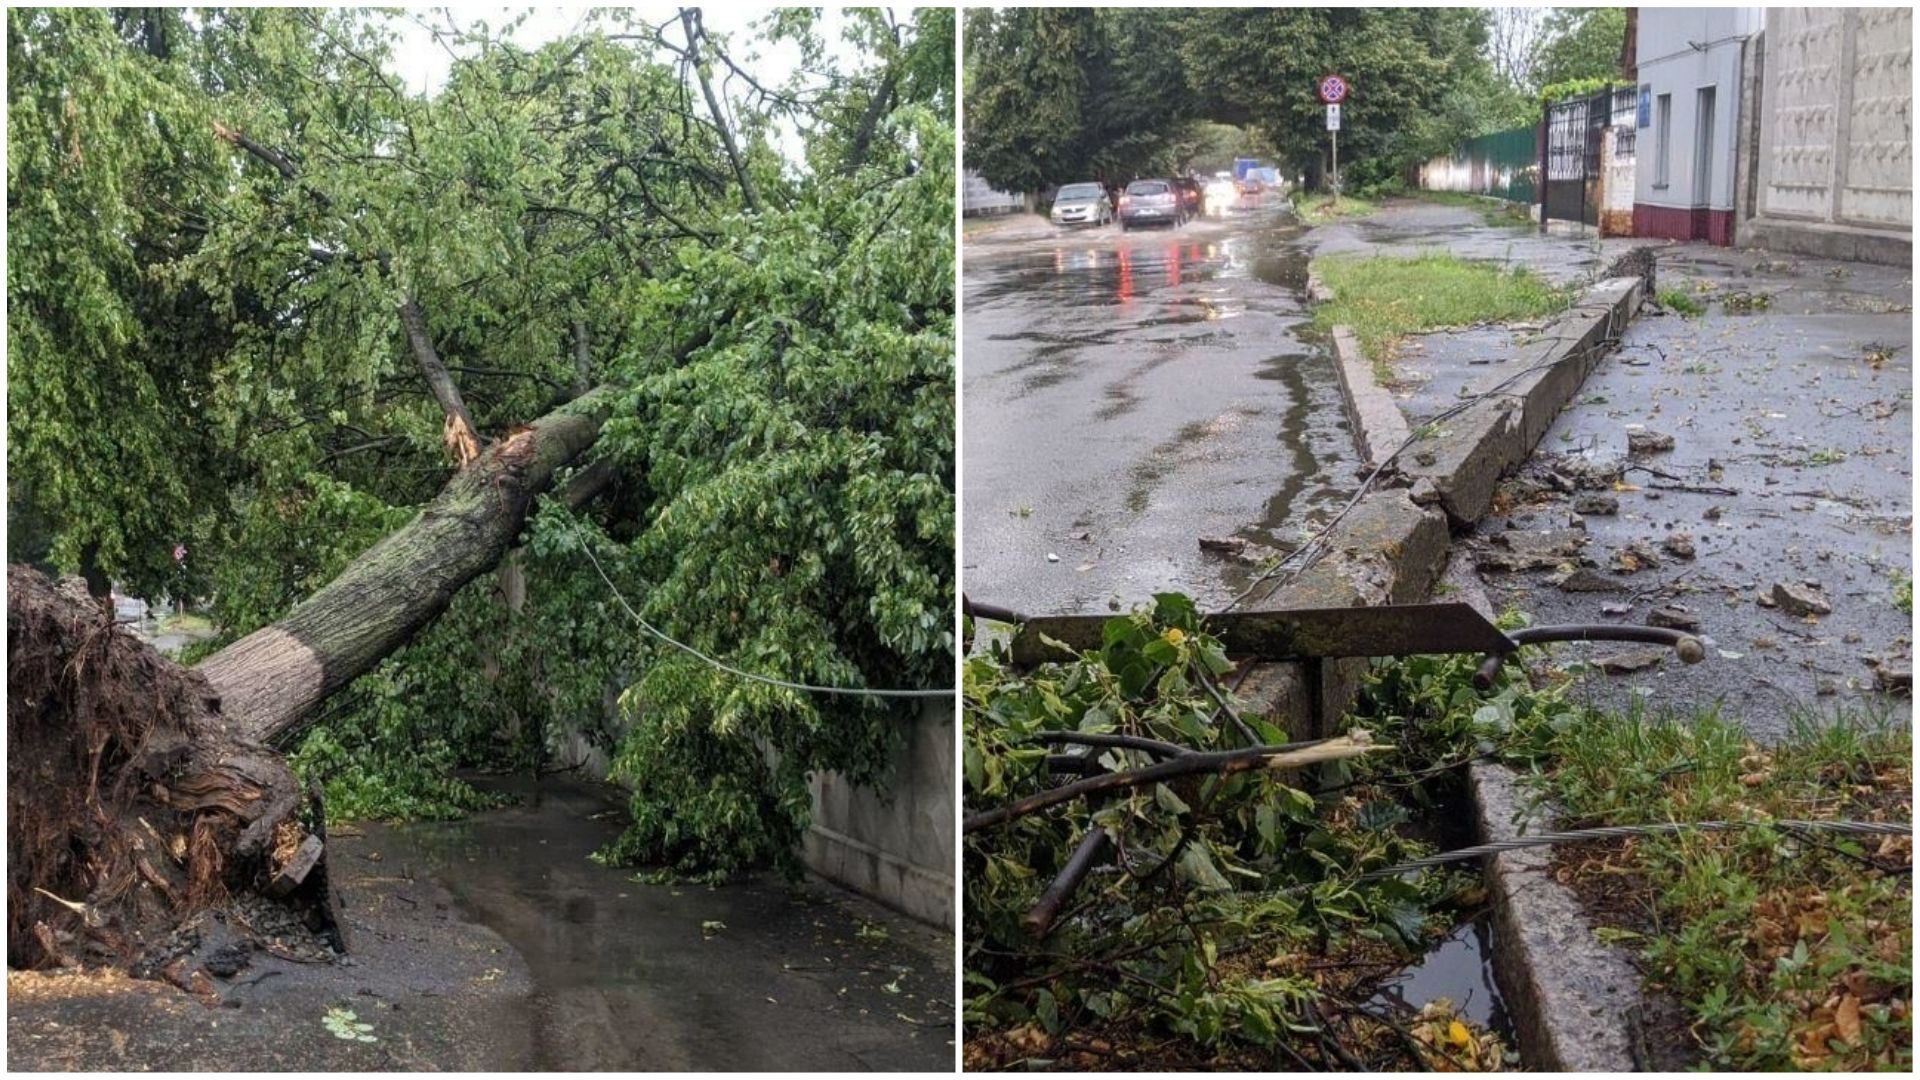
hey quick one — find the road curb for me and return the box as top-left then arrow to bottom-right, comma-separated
1329,325 -> 1412,470
1243,272 -> 1650,1068
1441,556 -> 1643,1072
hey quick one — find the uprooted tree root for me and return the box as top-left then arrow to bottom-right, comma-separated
7,565 -> 336,975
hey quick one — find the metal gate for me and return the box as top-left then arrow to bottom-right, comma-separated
1541,87 -> 1635,228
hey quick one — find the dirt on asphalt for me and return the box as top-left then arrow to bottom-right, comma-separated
7,775 -> 955,1071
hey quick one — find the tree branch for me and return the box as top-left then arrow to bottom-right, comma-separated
680,7 -> 759,213
398,297 -> 482,465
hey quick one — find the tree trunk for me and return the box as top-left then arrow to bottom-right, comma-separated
9,386 -> 617,971
196,387 -> 614,746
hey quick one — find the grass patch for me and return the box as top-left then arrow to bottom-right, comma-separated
156,611 -> 216,635
1353,642 -> 1913,1071
1309,252 -> 1568,382
1417,191 -> 1535,229
1542,708 -> 1911,1070
1293,193 -> 1378,226
1658,288 -> 1707,317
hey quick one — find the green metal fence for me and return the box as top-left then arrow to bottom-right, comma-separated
1419,125 -> 1539,205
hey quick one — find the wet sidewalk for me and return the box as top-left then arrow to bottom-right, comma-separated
7,776 -> 954,1071
1462,245 -> 1912,736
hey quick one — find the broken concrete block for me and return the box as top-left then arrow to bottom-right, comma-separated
1662,533 -> 1697,560
1771,582 -> 1831,617
1572,493 -> 1619,515
1627,431 -> 1675,454
1647,606 -> 1701,632
1557,568 -> 1623,593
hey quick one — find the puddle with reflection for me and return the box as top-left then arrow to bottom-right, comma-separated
381,775 -> 953,1072
1366,915 -> 1514,1038
963,207 -> 1363,614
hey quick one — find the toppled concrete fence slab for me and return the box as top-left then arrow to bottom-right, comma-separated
1235,490 -> 1451,739
1400,277 -> 1644,524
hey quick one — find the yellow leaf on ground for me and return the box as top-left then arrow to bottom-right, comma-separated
1835,994 -> 1863,1042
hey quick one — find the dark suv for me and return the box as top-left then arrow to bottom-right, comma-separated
1172,176 -> 1204,217
1118,179 -> 1187,230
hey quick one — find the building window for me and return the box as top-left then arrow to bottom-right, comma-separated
1654,93 -> 1672,189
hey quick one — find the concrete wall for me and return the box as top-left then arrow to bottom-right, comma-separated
1743,7 -> 1913,263
802,697 -> 955,929
964,169 -> 1027,216
1633,8 -> 1763,243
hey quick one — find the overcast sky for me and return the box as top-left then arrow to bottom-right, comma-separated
385,6 -> 862,161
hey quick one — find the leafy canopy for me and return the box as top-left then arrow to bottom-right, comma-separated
8,6 -> 954,876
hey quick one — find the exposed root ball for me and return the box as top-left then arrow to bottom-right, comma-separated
7,565 -> 311,970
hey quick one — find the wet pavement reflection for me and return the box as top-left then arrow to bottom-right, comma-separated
963,207 -> 1359,616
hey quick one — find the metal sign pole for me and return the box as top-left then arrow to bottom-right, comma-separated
1331,127 -> 1339,205
1318,75 -> 1349,207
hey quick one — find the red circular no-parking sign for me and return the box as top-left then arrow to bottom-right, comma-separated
1318,75 -> 1349,105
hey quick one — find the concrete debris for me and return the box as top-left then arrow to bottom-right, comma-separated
1572,493 -> 1619,515
1661,533 -> 1697,560
1547,456 -> 1625,491
1874,659 -> 1911,693
1476,530 -> 1587,573
1771,582 -> 1831,617
1612,542 -> 1660,573
1556,568 -> 1623,593
1627,430 -> 1675,454
1646,606 -> 1701,632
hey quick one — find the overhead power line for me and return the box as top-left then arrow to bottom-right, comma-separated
567,516 -> 952,700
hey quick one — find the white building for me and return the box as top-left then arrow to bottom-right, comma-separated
1631,7 -> 1765,245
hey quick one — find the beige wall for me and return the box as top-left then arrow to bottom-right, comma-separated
803,697 -> 955,929
1753,8 -> 1912,231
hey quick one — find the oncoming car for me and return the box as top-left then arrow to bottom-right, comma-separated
1118,179 -> 1186,230
1049,181 -> 1113,227
1205,173 -> 1239,213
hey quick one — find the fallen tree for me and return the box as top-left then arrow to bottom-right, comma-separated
8,8 -> 954,974
8,390 -> 612,970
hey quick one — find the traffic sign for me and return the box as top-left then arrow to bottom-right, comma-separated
1326,103 -> 1341,131
1317,74 -> 1348,105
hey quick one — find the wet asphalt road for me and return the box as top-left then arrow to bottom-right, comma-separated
963,206 -> 1357,615
7,776 -> 954,1072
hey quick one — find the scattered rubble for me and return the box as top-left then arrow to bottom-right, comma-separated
1647,606 -> 1701,632
1572,493 -> 1619,516
1661,533 -> 1697,560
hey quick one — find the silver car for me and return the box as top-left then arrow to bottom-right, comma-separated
1049,182 -> 1112,227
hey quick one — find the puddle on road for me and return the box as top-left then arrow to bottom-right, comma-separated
379,776 -> 953,1072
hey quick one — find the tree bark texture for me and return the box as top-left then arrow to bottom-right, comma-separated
197,387 -> 614,746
